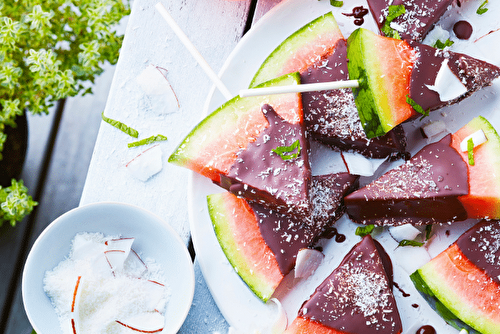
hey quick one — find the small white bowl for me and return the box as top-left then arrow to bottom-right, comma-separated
22,202 -> 195,334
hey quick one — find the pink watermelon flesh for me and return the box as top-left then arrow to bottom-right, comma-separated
412,220 -> 500,334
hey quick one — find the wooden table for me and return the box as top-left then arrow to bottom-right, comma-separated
0,0 -> 282,333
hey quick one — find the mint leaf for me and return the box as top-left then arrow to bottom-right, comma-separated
477,0 -> 489,14
101,112 -> 139,138
330,0 -> 344,7
128,134 -> 167,148
433,38 -> 454,49
425,224 -> 433,240
355,224 -> 375,237
467,138 -> 475,166
398,239 -> 424,247
406,95 -> 429,120
272,139 -> 301,161
381,5 -> 405,39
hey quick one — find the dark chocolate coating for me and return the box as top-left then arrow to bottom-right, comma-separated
249,172 -> 359,275
301,39 -> 407,159
367,0 -> 454,41
344,134 -> 469,226
220,104 -> 312,218
409,42 -> 500,113
299,235 -> 402,334
456,220 -> 500,284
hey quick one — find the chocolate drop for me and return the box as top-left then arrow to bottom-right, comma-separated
453,20 -> 473,40
416,325 -> 436,334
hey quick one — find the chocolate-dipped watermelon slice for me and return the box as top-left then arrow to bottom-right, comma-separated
208,172 -> 358,302
285,235 -> 402,334
347,28 -> 500,138
250,13 -> 408,159
168,73 -> 303,183
219,103 -> 311,218
411,220 -> 500,334
367,0 -> 454,41
344,116 -> 500,226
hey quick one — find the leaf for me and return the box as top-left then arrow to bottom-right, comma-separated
101,112 -> 139,138
272,139 -> 301,161
398,239 -> 424,247
477,0 -> 489,15
406,95 -> 429,120
381,5 -> 405,39
433,38 -> 454,50
467,137 -> 475,166
425,224 -> 433,240
355,224 -> 375,237
128,134 -> 167,148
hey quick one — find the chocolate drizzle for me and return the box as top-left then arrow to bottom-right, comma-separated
343,6 -> 369,26
220,104 -> 311,218
299,235 -> 402,334
345,134 -> 469,226
301,39 -> 407,159
456,220 -> 500,284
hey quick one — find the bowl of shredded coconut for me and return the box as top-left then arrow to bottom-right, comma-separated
22,202 -> 195,334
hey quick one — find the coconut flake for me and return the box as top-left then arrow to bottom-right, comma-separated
425,58 -> 467,102
389,224 -> 422,242
294,248 -> 324,279
421,120 -> 447,139
341,152 -> 386,177
126,144 -> 163,181
459,129 -> 487,152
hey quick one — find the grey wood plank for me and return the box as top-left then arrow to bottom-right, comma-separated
0,109 -> 56,332
4,63 -> 116,334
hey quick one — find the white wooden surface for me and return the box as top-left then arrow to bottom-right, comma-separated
79,0 -> 255,332
80,0 -> 252,244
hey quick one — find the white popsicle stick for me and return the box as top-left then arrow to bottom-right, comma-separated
239,80 -> 359,97
155,3 -> 233,100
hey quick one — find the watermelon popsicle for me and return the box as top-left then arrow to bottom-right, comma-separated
344,116 -> 500,226
346,28 -> 500,138
411,219 -> 500,334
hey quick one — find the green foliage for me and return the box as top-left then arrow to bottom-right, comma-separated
0,179 -> 37,227
0,0 -> 130,154
0,0 -> 130,227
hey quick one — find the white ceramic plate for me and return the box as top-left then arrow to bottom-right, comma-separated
189,0 -> 500,332
23,202 -> 194,334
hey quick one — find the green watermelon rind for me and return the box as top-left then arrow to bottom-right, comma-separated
346,28 -> 389,138
249,12 -> 341,88
168,72 -> 301,168
207,193 -> 277,302
410,270 -> 479,334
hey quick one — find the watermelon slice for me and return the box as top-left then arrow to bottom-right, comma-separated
285,235 -> 402,334
344,116 -> 500,226
347,28 -> 500,138
250,12 -> 343,88
208,172 -> 358,302
219,103 -> 312,218
367,0 -> 454,41
168,73 -> 302,184
411,220 -> 500,334
250,12 -> 408,159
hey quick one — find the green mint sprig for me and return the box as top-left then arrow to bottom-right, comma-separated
381,5 -> 406,39
477,0 -> 489,15
128,134 -> 168,148
467,138 -> 475,166
406,95 -> 430,120
433,38 -> 454,50
102,112 -> 139,138
272,139 -> 301,161
355,224 -> 375,237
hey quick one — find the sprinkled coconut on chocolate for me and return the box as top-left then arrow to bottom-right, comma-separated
301,39 -> 407,159
456,220 -> 500,284
345,134 -> 469,226
297,235 -> 402,334
220,104 -> 312,218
